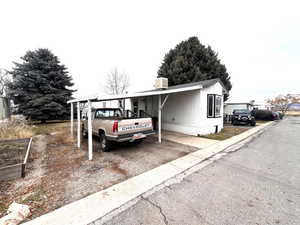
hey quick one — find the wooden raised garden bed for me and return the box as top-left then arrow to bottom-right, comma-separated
0,138 -> 32,181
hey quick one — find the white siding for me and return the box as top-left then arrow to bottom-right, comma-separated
197,82 -> 224,135
0,97 -> 10,120
161,90 -> 201,135
134,82 -> 225,136
140,82 -> 224,136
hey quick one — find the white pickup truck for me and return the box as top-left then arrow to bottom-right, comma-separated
82,108 -> 155,151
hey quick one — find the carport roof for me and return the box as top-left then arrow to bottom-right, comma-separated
67,78 -> 227,103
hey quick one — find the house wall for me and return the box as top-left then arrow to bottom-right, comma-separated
140,82 -> 224,136
197,82 -> 224,135
0,97 -> 10,121
161,90 -> 201,135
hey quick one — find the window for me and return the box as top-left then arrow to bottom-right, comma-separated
215,95 -> 222,117
95,109 -> 122,118
207,95 -> 214,118
95,110 -> 105,118
133,100 -> 138,114
207,94 -> 222,118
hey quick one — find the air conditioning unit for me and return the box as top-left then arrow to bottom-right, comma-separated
154,78 -> 168,89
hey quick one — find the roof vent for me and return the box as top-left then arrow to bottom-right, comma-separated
154,78 -> 168,89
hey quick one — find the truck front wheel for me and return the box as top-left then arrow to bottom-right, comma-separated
100,133 -> 113,152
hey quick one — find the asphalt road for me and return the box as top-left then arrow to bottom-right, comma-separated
95,117 -> 300,225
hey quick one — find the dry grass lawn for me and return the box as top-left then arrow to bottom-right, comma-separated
0,120 -> 34,140
0,120 -> 70,140
201,126 -> 250,141
255,120 -> 270,124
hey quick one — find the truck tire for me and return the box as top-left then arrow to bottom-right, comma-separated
100,133 -> 112,152
134,139 -> 144,144
82,126 -> 88,139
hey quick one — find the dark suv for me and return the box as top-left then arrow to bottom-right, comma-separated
232,109 -> 256,126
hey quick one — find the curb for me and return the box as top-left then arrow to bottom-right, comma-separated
23,122 -> 274,225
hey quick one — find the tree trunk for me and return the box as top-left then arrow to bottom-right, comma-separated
40,119 -> 47,124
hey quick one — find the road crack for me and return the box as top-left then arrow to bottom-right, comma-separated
141,196 -> 169,225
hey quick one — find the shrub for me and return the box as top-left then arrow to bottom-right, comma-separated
0,119 -> 34,140
251,110 -> 274,121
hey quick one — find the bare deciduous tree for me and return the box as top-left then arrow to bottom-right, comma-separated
267,94 -> 300,113
103,68 -> 130,109
0,68 -> 11,96
105,68 -> 130,95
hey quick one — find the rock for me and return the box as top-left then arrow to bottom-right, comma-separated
0,202 -> 31,225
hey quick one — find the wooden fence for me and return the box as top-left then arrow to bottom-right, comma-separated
0,137 -> 32,181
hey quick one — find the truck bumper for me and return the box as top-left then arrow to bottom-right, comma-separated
106,130 -> 156,142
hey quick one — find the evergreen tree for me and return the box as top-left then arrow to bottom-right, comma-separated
8,48 -> 74,122
158,37 -> 232,100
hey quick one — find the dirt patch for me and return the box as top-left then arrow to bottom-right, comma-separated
0,135 -> 47,218
0,130 -> 82,220
108,162 -> 129,177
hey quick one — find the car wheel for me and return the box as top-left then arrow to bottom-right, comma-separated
99,133 -> 112,152
251,121 -> 256,126
232,120 -> 237,126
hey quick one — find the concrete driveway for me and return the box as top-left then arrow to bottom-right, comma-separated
100,117 -> 300,225
160,130 -> 220,148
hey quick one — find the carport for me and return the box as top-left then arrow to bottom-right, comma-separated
67,84 -> 203,160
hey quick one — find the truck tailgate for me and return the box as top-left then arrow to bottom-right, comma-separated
117,118 -> 153,135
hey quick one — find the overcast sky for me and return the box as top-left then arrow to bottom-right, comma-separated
1,0 -> 299,103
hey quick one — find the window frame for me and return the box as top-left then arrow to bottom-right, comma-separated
207,94 -> 222,118
207,94 -> 215,118
214,95 -> 222,118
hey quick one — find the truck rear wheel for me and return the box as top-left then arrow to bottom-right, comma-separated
82,126 -> 88,139
100,133 -> 112,152
134,139 -> 144,144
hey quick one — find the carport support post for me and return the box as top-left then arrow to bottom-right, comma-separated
87,100 -> 93,160
158,95 -> 162,143
77,102 -> 81,148
70,103 -> 74,137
